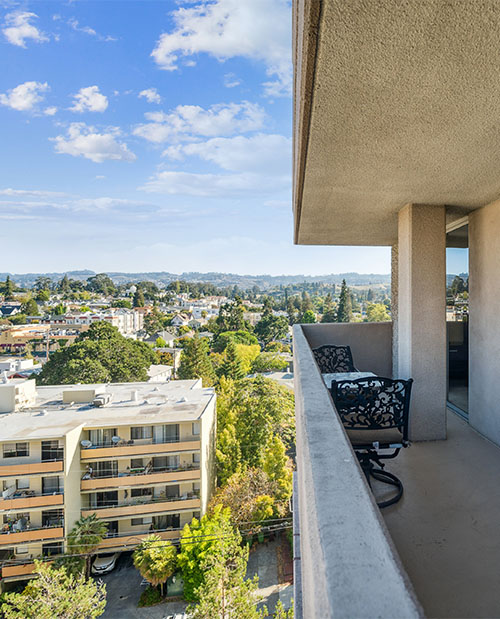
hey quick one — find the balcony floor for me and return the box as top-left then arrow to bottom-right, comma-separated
381,410 -> 500,618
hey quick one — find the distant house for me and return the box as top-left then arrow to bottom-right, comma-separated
171,313 -> 192,327
147,364 -> 173,382
0,303 -> 22,318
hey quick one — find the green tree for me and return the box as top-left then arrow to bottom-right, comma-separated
336,279 -> 353,323
111,299 -> 132,309
262,436 -> 293,507
144,308 -> 168,335
133,535 -> 177,596
86,274 -> 116,296
274,600 -> 294,618
178,334 -> 215,386
34,276 -> 52,291
209,468 -> 277,527
35,289 -> 51,303
251,353 -> 288,373
213,330 -> 259,353
365,302 -> 391,322
3,275 -> 14,300
53,303 -> 66,315
58,274 -> 71,294
216,376 -> 295,470
301,309 -> 316,324
37,321 -> 157,385
254,314 -> 289,345
1,560 -> 106,619
188,537 -> 263,619
66,514 -> 108,579
133,287 -> 145,307
21,298 -> 39,316
321,292 -> 337,323
155,336 -> 166,348
215,297 -> 248,333
178,505 -> 242,602
217,340 -> 246,380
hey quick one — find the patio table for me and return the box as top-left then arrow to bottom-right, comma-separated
322,371 -> 376,389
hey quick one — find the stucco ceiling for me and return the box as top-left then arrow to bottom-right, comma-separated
294,0 -> 500,245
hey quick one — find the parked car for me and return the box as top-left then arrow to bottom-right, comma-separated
91,552 -> 120,575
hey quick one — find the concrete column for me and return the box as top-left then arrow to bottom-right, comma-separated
391,243 -> 398,377
469,199 -> 500,445
397,204 -> 447,441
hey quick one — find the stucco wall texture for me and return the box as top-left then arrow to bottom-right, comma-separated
294,0 -> 500,245
397,204 -> 447,441
469,199 -> 500,445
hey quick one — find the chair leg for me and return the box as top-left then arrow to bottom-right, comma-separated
356,451 -> 403,508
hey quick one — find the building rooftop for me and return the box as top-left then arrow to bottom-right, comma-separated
0,379 -> 214,441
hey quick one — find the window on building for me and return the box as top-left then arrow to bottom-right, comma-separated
42,542 -> 63,557
131,487 -> 152,498
131,518 -> 144,526
130,458 -> 144,470
192,452 -> 200,464
42,477 -> 62,495
41,440 -> 63,462
3,443 -> 29,458
192,422 -> 200,436
131,426 -> 153,440
16,478 -> 30,490
89,428 -> 117,447
15,546 -> 29,555
93,461 -> 118,478
42,509 -> 63,528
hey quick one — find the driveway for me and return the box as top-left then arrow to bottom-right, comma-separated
246,537 -> 293,617
100,552 -> 187,619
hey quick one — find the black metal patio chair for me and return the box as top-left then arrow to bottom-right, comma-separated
312,344 -> 359,373
330,376 -> 413,508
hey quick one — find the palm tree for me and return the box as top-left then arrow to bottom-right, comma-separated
67,514 -> 108,579
133,535 -> 177,596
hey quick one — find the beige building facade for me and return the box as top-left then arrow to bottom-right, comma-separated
0,379 -> 216,587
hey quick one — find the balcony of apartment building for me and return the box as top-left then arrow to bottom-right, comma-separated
80,455 -> 201,492
0,476 -> 64,512
79,423 -> 201,461
0,441 -> 64,478
81,483 -> 201,519
0,509 -> 64,547
293,3 -> 500,617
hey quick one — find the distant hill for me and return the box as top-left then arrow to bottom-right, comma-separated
0,270 -> 392,290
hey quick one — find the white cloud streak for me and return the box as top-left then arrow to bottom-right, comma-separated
67,17 -> 117,42
51,123 -> 136,163
133,101 -> 265,143
151,0 -> 291,97
2,11 -> 49,47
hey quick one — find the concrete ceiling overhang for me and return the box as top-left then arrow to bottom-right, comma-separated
293,0 -> 500,246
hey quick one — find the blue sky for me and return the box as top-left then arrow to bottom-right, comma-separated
0,0 -> 392,275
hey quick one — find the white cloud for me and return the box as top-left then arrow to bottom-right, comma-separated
0,81 -> 49,112
0,188 -> 69,198
44,106 -> 57,116
51,123 -> 136,163
133,101 -> 265,143
2,11 -> 49,48
140,168 -> 289,198
164,134 -> 291,175
139,88 -> 162,104
224,72 -> 241,88
67,18 -> 116,42
151,0 -> 291,97
70,86 -> 108,113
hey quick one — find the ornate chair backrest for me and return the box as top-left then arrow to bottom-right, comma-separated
312,344 -> 357,373
330,377 -> 413,440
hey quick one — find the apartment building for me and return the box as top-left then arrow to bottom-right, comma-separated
46,309 -> 144,337
0,325 -> 80,354
0,377 -> 216,588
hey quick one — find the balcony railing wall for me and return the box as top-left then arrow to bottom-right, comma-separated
293,323 -> 422,618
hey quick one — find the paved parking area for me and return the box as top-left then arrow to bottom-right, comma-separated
100,552 -> 187,619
